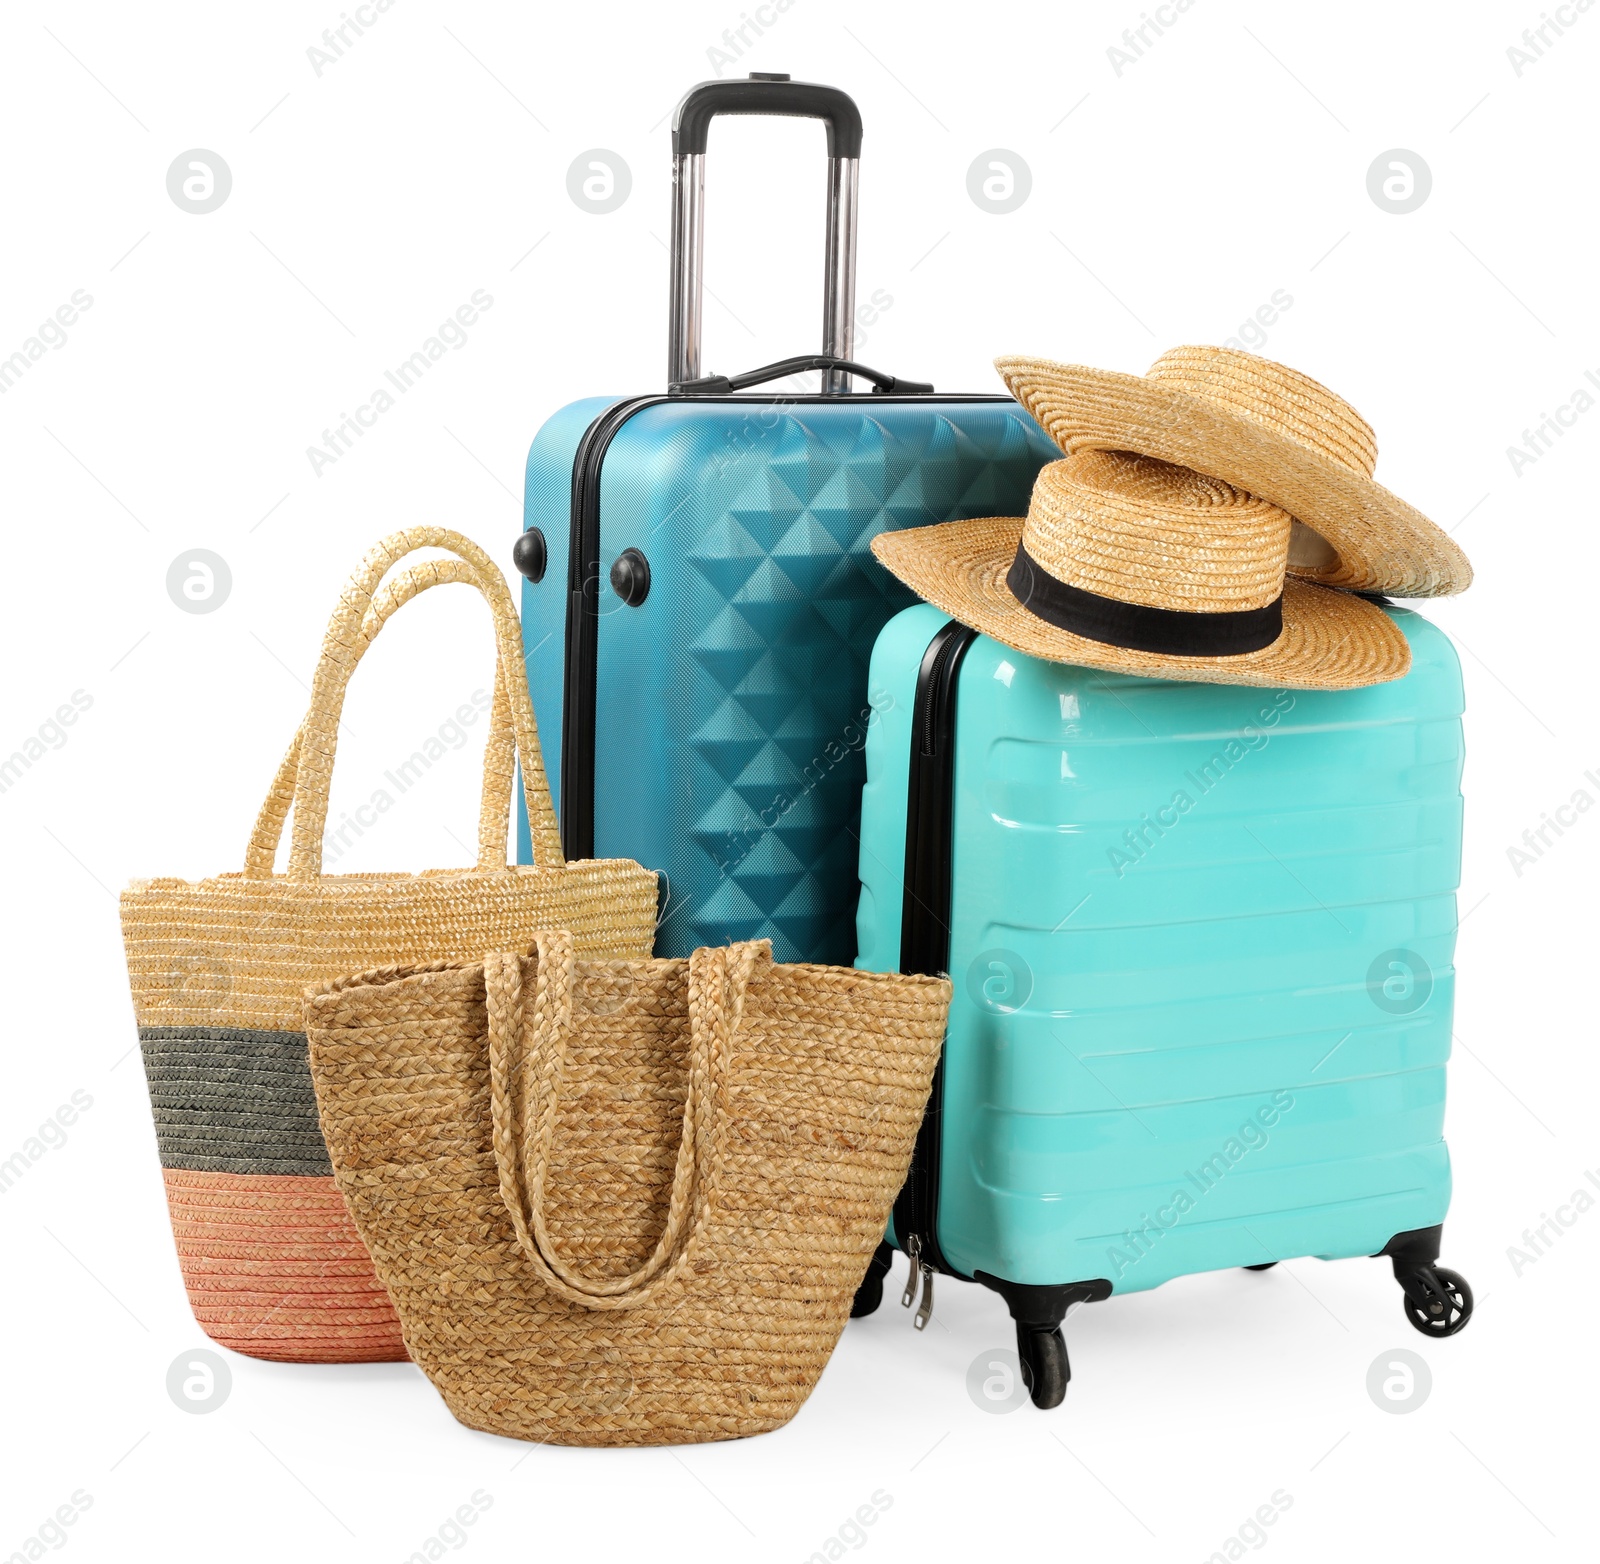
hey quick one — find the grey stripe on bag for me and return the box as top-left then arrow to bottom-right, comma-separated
139,1026 -> 333,1176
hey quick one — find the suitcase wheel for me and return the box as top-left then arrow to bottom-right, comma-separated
1015,1323 -> 1069,1410
1398,1265 -> 1473,1337
850,1241 -> 895,1319
850,1269 -> 885,1318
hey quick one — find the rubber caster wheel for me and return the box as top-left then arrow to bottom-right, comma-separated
850,1242 -> 894,1318
850,1270 -> 884,1318
1015,1324 -> 1069,1409
1244,1262 -> 1278,1271
1400,1265 -> 1473,1337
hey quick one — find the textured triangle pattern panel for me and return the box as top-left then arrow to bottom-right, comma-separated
520,398 -> 1057,963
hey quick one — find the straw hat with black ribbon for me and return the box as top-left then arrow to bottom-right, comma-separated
995,345 -> 1472,600
872,449 -> 1412,690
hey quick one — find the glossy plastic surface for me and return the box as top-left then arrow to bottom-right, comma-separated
518,398 -> 1057,961
858,603 -> 1464,1293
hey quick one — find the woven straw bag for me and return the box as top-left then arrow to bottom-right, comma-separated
303,931 -> 950,1443
120,530 -> 658,1363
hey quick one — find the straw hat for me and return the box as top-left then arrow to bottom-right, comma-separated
871,450 -> 1410,689
995,346 -> 1471,599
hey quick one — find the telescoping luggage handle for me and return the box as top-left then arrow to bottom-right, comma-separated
669,73 -> 864,395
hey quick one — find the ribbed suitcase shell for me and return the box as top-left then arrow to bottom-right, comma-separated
857,602 -> 1463,1292
517,396 -> 1056,962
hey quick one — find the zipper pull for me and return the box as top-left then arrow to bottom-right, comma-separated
901,1234 -> 922,1308
914,1263 -> 934,1331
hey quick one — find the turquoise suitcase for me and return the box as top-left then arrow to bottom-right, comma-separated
853,601 -> 1473,1405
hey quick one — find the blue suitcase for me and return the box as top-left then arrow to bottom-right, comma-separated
853,601 -> 1473,1405
513,75 -> 1055,962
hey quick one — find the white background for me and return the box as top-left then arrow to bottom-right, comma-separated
2,1 -> 1595,1560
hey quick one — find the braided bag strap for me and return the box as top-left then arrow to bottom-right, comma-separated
485,934 -> 765,1312
244,557 -> 517,876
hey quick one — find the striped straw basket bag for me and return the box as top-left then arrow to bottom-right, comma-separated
120,529 -> 659,1363
303,931 -> 950,1444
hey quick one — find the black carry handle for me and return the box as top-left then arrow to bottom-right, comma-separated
671,355 -> 934,396
672,74 -> 864,158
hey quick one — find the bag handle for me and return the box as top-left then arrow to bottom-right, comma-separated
484,933 -> 767,1312
244,558 -> 517,877
243,528 -> 563,881
671,354 -> 933,397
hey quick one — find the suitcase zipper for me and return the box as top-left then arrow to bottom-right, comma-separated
891,618 -> 980,1319
901,1233 -> 922,1306
899,1234 -> 935,1329
555,396 -> 1013,862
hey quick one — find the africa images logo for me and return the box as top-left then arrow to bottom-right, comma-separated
1105,1091 -> 1294,1278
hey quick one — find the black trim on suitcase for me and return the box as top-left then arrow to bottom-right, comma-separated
891,618 -> 978,1278
878,618 -> 1117,1407
560,394 -> 668,862
553,393 -> 1016,863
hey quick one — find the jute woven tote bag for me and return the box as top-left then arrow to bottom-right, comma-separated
120,530 -> 659,1363
304,931 -> 950,1443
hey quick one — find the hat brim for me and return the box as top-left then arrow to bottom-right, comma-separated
994,357 -> 1472,599
872,518 -> 1412,690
